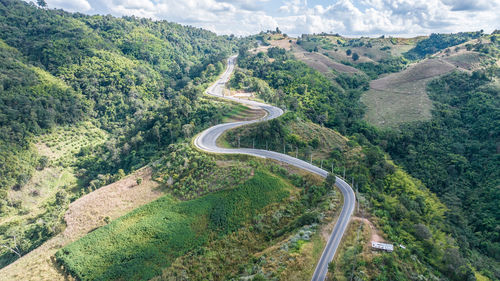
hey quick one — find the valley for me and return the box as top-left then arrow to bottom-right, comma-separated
0,1 -> 499,280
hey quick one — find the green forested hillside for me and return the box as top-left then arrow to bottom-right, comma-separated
235,46 -> 367,136
0,0 -> 236,268
0,39 -> 86,189
404,32 -> 483,60
230,40 -> 499,280
384,70 -> 500,278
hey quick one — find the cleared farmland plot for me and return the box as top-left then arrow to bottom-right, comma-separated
263,39 -> 360,75
292,50 -> 359,74
361,58 -> 458,128
443,52 -> 482,70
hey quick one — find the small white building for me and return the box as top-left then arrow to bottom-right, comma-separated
371,241 -> 394,252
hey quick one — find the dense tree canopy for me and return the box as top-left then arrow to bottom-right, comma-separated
384,70 -> 500,277
404,32 -> 483,60
0,0 -> 237,267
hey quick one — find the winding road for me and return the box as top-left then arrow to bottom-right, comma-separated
194,55 -> 356,281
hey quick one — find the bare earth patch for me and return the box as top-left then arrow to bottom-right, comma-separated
0,167 -> 163,281
352,217 -> 386,243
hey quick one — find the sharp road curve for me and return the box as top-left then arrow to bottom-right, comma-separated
194,55 -> 356,281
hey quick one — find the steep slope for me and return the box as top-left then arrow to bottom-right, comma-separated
384,70 -> 500,279
362,33 -> 499,129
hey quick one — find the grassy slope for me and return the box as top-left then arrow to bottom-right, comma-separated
55,171 -> 290,281
361,35 -> 498,129
361,58 -> 456,128
221,116 -> 352,168
155,159 -> 339,281
222,104 -> 266,123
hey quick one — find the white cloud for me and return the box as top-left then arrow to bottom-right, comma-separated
48,0 -> 91,12
441,0 -> 498,11
42,0 -> 500,37
274,0 -> 499,36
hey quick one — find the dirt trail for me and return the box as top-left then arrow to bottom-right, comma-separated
0,167 -> 162,281
352,217 -> 386,243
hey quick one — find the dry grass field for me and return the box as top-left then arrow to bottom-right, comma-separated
444,53 -> 482,70
361,58 -> 459,128
288,121 -> 348,159
292,50 -> 360,74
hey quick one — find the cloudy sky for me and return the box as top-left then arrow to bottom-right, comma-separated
42,0 -> 499,37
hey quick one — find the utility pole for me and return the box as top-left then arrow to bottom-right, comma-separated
320,159 -> 323,169
283,142 -> 286,154
310,153 -> 312,164
343,166 -> 346,179
252,139 -> 255,149
331,161 -> 334,173
356,184 -> 359,214
295,147 -> 298,158
238,136 -> 240,148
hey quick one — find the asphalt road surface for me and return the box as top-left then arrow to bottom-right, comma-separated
194,55 -> 356,281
